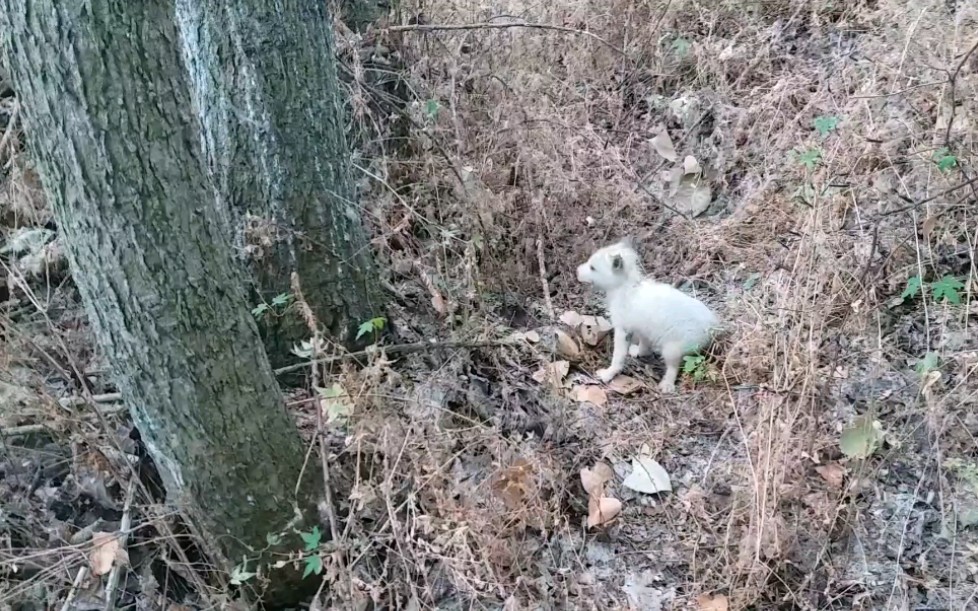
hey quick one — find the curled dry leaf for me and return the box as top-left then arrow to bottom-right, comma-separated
607,375 -> 644,395
573,384 -> 608,407
695,593 -> 729,611
814,463 -> 846,489
622,456 -> 672,494
650,130 -> 678,162
532,360 -> 570,388
587,495 -> 622,527
580,462 -> 615,496
671,174 -> 712,217
90,531 -> 127,576
554,328 -> 582,360
683,155 -> 702,175
579,315 -> 612,347
559,310 -> 584,328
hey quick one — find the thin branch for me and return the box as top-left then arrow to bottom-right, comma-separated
943,38 -> 978,147
103,479 -> 136,611
384,21 -> 625,56
273,341 -> 508,375
876,174 -> 978,218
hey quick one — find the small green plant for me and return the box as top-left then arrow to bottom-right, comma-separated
840,415 -> 883,460
793,148 -> 822,170
915,352 -> 939,376
682,354 -> 708,382
316,383 -> 353,424
670,37 -> 691,56
901,275 -> 923,300
933,147 -> 958,173
356,316 -> 387,341
742,272 -> 761,291
931,275 -> 965,304
230,559 -> 257,586
300,526 -> 324,578
424,99 -> 440,121
252,292 -> 294,320
813,115 -> 840,137
900,275 -> 965,304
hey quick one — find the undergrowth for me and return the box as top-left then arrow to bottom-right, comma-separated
2,0 -> 978,609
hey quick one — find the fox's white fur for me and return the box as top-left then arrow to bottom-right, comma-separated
576,239 -> 719,393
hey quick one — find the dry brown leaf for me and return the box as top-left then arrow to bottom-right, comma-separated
922,215 -> 937,239
579,315 -> 612,347
695,593 -> 729,611
580,462 -> 614,496
532,360 -> 570,387
554,328 -> 582,360
573,384 -> 608,406
524,330 -> 541,343
607,375 -> 644,395
650,130 -> 678,162
815,463 -> 846,489
683,155 -> 702,175
90,531 -> 126,576
491,459 -> 535,511
586,495 -> 622,527
559,310 -> 584,328
431,293 -> 447,316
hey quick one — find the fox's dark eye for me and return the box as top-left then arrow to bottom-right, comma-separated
590,265 -> 595,271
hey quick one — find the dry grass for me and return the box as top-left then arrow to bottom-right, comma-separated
331,0 -> 978,607
3,0 -> 978,608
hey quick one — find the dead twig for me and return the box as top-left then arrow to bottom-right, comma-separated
103,478 -> 136,611
943,38 -> 978,147
876,174 -> 978,218
384,21 -> 626,56
273,340 -> 508,375
536,238 -> 555,320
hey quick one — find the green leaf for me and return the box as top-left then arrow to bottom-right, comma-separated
424,99 -> 440,120
315,383 -> 353,424
743,273 -> 761,291
356,316 -> 387,341
266,533 -> 281,546
840,415 -> 882,459
671,37 -> 691,56
252,303 -> 270,318
916,352 -> 939,375
302,554 -> 323,579
271,292 -> 292,307
230,561 -> 256,585
300,526 -> 322,551
931,275 -> 965,304
933,147 -> 958,173
795,148 -> 822,170
813,115 -> 840,137
901,276 -> 923,301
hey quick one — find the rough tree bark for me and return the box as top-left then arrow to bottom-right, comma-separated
176,0 -> 384,370
1,1 -> 319,606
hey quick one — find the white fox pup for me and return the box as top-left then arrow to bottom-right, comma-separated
576,239 -> 718,393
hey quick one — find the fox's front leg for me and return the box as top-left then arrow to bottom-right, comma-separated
597,327 -> 628,383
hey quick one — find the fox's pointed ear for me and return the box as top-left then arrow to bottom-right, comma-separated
618,236 -> 637,250
612,253 -> 623,271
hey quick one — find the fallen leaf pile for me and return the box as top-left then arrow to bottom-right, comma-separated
580,462 -> 622,527
525,310 -> 646,405
650,128 -> 713,217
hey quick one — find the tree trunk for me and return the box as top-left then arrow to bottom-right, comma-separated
176,0 -> 385,371
1,2 -> 320,606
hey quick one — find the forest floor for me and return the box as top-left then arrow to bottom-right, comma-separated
3,0 -> 978,609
